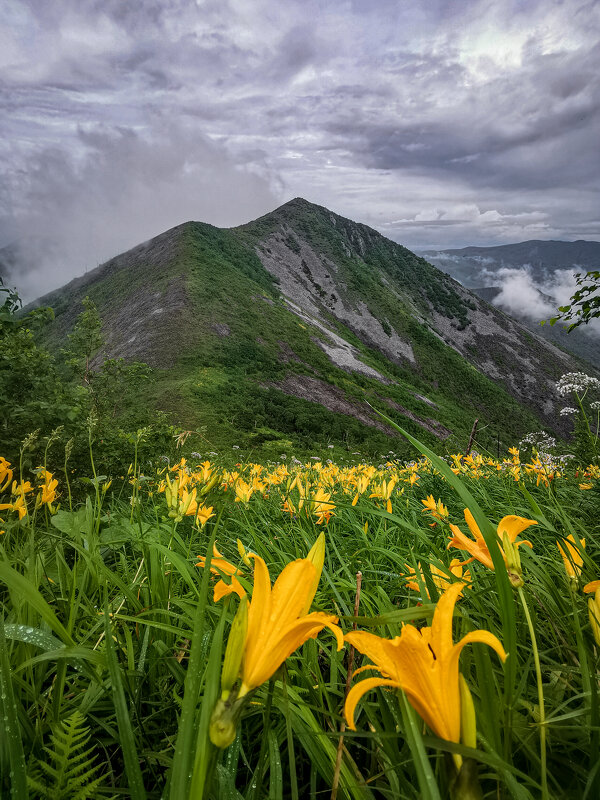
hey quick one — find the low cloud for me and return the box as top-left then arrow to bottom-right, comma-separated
485,266 -> 600,337
3,124 -> 278,301
492,268 -> 557,319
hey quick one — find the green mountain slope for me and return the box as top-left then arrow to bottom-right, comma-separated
30,199 -> 586,458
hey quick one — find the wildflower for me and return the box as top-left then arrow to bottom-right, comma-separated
0,458 -> 13,492
234,479 -> 254,504
195,504 -> 215,527
421,495 -> 449,523
557,534 -> 585,583
196,544 -> 246,601
226,536 -> 341,694
579,483 -> 593,490
344,583 -> 506,748
404,559 -> 471,597
351,473 -> 372,506
35,469 -> 59,509
560,407 -> 578,416
311,486 -> 335,525
369,477 -> 397,513
209,534 -> 343,747
448,509 -> 536,587
556,372 -> 600,397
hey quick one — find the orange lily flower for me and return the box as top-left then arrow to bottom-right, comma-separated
209,534 -> 343,747
448,509 -> 536,572
197,544 -> 246,601
344,583 -> 506,745
236,536 -> 342,697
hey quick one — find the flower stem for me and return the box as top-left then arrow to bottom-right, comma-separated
518,586 -> 548,800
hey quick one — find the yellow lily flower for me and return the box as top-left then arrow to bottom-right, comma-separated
195,504 -> 215,528
344,582 -> 506,745
421,494 -> 449,522
234,479 -> 254,504
237,542 -> 343,697
557,533 -> 585,583
311,486 -> 335,525
0,457 -> 13,492
404,559 -> 470,597
209,534 -> 343,748
196,543 -> 246,601
448,509 -> 536,582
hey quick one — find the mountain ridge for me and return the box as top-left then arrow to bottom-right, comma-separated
26,198 -> 592,457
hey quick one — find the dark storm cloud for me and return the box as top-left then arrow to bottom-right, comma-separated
1,0 -> 599,299
325,42 -> 600,192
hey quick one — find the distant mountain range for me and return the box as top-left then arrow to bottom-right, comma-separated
26,200 -> 591,457
421,240 -> 600,367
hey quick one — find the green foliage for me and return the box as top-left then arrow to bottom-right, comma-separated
2,439 -> 599,797
0,281 -> 85,462
61,296 -> 104,384
545,270 -> 600,331
27,712 -> 106,799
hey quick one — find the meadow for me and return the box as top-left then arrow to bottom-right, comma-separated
1,415 -> 599,800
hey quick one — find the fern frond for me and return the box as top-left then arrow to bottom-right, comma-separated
27,711 -> 107,800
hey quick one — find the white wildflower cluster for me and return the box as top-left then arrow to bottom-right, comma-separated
556,372 -> 600,397
560,407 -> 578,416
557,453 -> 576,464
537,452 -> 561,470
519,431 -> 557,453
591,401 -> 600,411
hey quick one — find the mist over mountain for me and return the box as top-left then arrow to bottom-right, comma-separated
421,240 -> 600,367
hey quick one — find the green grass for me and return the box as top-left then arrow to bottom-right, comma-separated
1,434 -> 599,798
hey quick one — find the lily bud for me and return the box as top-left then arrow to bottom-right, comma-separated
588,588 -> 600,648
302,532 -> 325,614
459,674 -> 477,750
221,596 -> 248,695
502,531 -> 524,588
200,473 -> 219,496
236,538 -> 252,567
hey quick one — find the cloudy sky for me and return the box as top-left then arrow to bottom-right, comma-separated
1,0 -> 599,299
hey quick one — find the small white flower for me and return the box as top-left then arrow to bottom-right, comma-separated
591,401 -> 600,411
560,407 -> 578,416
556,372 -> 600,396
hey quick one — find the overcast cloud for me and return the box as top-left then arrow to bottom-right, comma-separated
1,0 -> 599,299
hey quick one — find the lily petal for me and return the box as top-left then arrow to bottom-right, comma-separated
243,612 -> 342,689
345,677 -> 401,730
497,515 -> 537,542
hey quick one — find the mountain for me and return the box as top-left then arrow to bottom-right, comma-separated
421,240 -> 600,368
28,199 -> 588,458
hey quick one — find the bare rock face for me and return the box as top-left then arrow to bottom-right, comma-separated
255,228 -> 415,369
